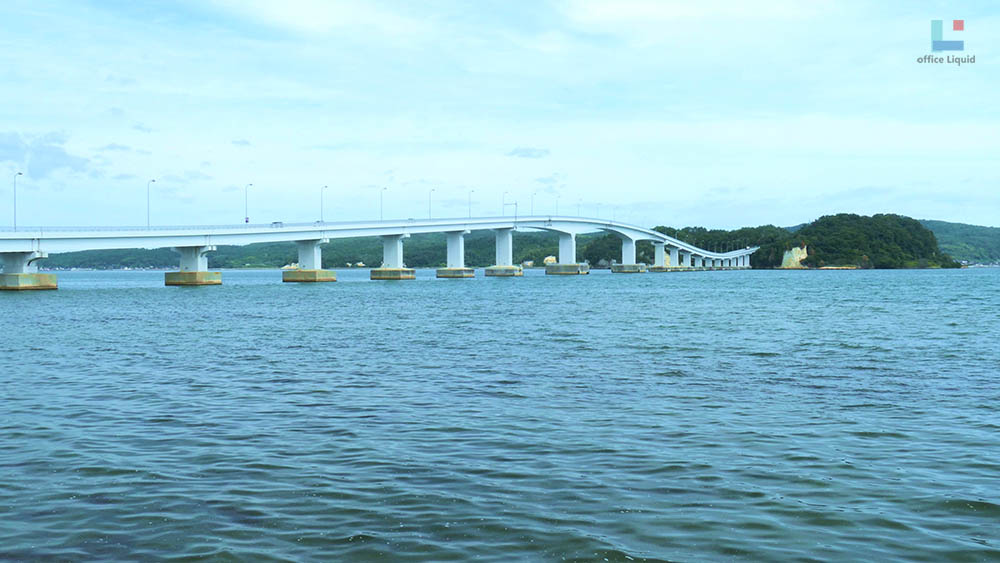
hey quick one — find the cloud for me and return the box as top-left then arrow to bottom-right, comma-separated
534,172 -> 566,194
507,147 -> 550,159
162,170 -> 213,183
98,143 -> 131,152
0,131 -> 91,179
113,173 -> 137,181
210,0 -> 429,37
132,123 -> 152,133
232,139 -> 252,146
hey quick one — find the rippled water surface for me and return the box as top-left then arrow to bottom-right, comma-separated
2,268 -> 999,561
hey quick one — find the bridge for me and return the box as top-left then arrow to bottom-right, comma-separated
0,216 -> 757,290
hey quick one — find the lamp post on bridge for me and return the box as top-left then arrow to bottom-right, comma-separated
244,183 -> 252,224
468,189 -> 475,219
320,185 -> 328,223
146,178 -> 156,229
13,172 -> 22,231
504,200 -> 518,222
428,188 -> 435,219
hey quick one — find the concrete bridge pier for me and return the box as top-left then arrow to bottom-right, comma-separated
0,251 -> 57,290
611,236 -> 646,273
693,255 -> 703,269
284,239 -> 336,282
649,242 -> 670,272
438,230 -> 474,278
165,246 -> 221,286
485,228 -> 522,277
371,234 -> 415,280
679,251 -> 691,269
546,232 -> 588,275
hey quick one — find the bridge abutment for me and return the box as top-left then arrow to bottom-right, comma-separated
0,251 -> 57,290
546,232 -> 588,275
284,239 -> 336,282
438,230 -> 474,278
611,236 -> 646,273
165,245 -> 221,286
371,234 -> 415,280
485,228 -> 522,277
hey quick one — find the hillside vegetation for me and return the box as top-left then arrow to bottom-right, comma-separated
920,220 -> 1000,264
649,214 -> 958,269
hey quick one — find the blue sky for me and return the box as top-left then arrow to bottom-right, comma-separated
1,0 -> 997,228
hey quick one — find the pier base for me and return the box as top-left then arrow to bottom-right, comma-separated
484,265 -> 523,277
283,269 -> 337,282
436,267 -> 475,279
165,271 -> 222,286
371,267 -> 415,280
611,264 -> 647,273
649,266 -> 682,273
0,273 -> 58,291
545,263 -> 590,275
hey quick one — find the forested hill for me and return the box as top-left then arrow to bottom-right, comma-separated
652,214 -> 959,269
920,220 -> 1000,264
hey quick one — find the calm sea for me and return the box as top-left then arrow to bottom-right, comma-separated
2,268 -> 998,561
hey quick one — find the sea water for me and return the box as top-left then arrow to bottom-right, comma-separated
2,268 -> 998,560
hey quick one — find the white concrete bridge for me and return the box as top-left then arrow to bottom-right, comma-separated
0,216 -> 757,289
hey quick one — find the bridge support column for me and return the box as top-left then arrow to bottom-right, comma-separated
165,246 -> 220,286
547,232 -> 588,275
679,251 -> 691,269
611,236 -> 646,273
742,255 -> 750,268
284,239 -> 336,282
485,228 -> 522,277
438,230 -> 474,278
693,255 -> 703,269
649,242 -> 670,272
372,234 -> 415,280
1,251 -> 57,290
670,247 -> 680,270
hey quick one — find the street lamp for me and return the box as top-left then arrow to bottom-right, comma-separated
428,188 -> 435,219
468,189 -> 475,219
146,179 -> 156,229
380,187 -> 387,221
320,185 -> 328,223
244,183 -> 252,224
503,200 -> 518,222
13,172 -> 22,231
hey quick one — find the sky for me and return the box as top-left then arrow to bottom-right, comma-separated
1,0 -> 997,229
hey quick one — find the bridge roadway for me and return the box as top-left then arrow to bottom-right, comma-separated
0,215 -> 758,289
